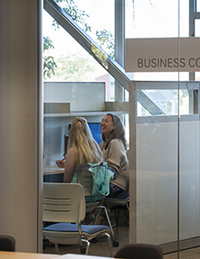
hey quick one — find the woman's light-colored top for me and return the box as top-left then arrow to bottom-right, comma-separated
99,139 -> 129,191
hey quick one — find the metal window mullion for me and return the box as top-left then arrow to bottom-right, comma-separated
115,0 -> 125,102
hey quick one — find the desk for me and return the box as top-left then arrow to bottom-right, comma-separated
43,166 -> 64,182
60,254 -> 112,259
0,251 -> 59,258
0,253 -> 113,259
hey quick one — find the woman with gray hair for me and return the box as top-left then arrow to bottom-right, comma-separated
100,113 -> 129,197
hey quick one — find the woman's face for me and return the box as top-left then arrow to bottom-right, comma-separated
101,115 -> 116,138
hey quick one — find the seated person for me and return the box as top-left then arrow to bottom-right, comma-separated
100,113 -> 129,198
56,117 -> 103,183
56,117 -> 114,202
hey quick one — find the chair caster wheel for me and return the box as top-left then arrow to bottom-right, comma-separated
112,240 -> 119,247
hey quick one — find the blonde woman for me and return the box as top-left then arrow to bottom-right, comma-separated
56,117 -> 103,182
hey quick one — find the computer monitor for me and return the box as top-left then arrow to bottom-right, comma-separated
64,123 -> 101,157
88,122 -> 102,145
63,134 -> 69,158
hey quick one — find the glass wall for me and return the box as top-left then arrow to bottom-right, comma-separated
125,1 -> 200,258
43,0 -> 200,258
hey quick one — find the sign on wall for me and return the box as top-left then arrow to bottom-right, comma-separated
125,37 -> 200,72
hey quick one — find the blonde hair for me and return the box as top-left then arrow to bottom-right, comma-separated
68,117 -> 103,169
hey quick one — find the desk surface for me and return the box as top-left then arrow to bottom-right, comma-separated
60,254 -> 112,259
0,252 -> 59,259
0,252 -> 113,259
43,166 -> 64,176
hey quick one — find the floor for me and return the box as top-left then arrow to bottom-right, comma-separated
43,207 -> 200,259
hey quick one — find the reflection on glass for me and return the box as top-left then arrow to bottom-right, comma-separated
73,0 -> 115,56
137,89 -> 189,116
125,0 -> 189,81
91,43 -> 108,69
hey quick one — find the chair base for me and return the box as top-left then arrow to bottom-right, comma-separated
43,222 -> 113,256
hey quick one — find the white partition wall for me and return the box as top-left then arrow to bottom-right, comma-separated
129,81 -> 200,252
136,117 -> 200,243
0,0 -> 42,252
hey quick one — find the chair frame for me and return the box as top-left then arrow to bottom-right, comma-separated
104,196 -> 130,226
76,166 -> 119,247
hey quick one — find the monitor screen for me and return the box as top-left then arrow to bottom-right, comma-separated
63,134 -> 69,157
88,122 -> 102,145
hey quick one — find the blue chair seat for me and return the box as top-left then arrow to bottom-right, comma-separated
44,222 -> 110,235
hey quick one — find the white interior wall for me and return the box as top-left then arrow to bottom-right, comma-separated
0,0 -> 42,252
44,81 -> 105,112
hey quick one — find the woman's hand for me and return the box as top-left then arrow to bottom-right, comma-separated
56,159 -> 66,168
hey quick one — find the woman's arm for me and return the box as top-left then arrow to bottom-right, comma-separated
63,147 -> 76,183
105,139 -> 126,173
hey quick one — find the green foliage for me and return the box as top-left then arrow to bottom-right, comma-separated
43,36 -> 57,79
43,56 -> 57,79
43,36 -> 54,51
43,0 -> 92,79
54,54 -> 95,81
43,0 -> 114,79
52,0 -> 91,32
96,29 -> 115,59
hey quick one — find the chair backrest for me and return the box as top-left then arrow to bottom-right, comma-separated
115,243 -> 163,259
77,162 -> 115,198
43,183 -> 86,223
0,235 -> 16,251
76,164 -> 94,196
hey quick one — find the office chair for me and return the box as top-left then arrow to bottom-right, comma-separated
114,243 -> 163,259
43,182 -> 113,255
104,192 -> 129,226
0,235 -> 16,251
104,164 -> 129,226
76,163 -> 119,247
